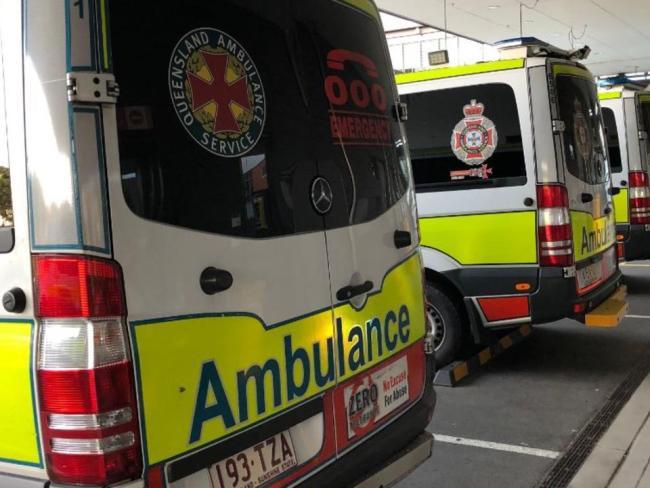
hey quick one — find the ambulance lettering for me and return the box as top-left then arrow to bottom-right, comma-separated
581,222 -> 613,255
189,305 -> 411,444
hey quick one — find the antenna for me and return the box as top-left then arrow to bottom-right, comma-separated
444,0 -> 448,51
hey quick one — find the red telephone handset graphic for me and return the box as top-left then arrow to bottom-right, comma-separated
324,49 -> 387,112
327,49 -> 379,79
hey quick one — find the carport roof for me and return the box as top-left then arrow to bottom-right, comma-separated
376,0 -> 650,76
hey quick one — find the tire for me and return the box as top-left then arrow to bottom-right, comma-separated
426,283 -> 463,368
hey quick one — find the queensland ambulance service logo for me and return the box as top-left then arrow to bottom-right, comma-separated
169,28 -> 266,158
451,100 -> 499,166
573,99 -> 593,161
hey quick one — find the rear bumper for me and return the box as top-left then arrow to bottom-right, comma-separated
442,263 -> 625,329
353,433 -> 433,488
530,267 -> 624,324
0,473 -> 46,488
617,224 -> 650,261
301,355 -> 436,487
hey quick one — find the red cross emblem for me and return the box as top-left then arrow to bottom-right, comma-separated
188,51 -> 252,135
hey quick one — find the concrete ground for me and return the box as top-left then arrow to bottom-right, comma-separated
399,261 -> 650,488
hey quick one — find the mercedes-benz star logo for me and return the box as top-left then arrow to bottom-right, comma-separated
311,177 -> 334,215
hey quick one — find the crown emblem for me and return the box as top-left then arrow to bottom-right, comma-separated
463,100 -> 485,118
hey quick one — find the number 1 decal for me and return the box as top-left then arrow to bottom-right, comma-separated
73,0 -> 84,19
67,0 -> 96,70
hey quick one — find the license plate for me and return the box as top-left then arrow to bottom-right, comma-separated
577,248 -> 616,292
577,261 -> 602,290
209,432 -> 297,488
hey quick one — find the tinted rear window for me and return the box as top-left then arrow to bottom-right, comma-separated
556,73 -> 609,185
639,100 -> 650,164
602,107 -> 623,173
402,83 -> 527,192
111,0 -> 407,238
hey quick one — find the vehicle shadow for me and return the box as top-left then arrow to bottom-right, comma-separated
457,321 -> 650,385
623,274 -> 650,295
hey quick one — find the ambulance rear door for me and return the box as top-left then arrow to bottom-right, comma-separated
551,63 -> 617,293
600,95 -> 629,224
636,92 -> 650,175
292,0 -> 429,455
104,1 -> 340,485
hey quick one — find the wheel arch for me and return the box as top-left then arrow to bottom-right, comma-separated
423,266 -> 485,345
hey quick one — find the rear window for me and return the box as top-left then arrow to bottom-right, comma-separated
638,99 -> 650,165
402,83 -> 527,192
555,73 -> 609,185
111,0 -> 408,239
0,61 -> 13,253
602,107 -> 623,173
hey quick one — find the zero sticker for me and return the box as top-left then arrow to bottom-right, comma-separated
451,99 -> 498,166
168,28 -> 266,158
344,356 -> 409,439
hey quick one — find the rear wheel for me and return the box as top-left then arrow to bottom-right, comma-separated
426,283 -> 463,367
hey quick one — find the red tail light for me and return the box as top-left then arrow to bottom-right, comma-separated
537,185 -> 574,267
629,171 -> 650,225
34,255 -> 142,486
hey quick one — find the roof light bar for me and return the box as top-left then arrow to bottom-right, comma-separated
495,37 -> 591,61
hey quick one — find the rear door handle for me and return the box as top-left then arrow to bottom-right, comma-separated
337,281 -> 374,301
200,267 -> 233,295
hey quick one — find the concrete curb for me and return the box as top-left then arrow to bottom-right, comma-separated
569,374 -> 650,488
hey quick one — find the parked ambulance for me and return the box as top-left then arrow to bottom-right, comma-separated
599,83 -> 650,261
397,38 -> 628,365
0,1 -> 435,487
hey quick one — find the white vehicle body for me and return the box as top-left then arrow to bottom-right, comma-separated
396,43 -> 627,363
600,85 -> 650,261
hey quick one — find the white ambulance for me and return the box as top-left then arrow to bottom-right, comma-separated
599,82 -> 650,261
398,38 -> 628,365
0,1 -> 435,487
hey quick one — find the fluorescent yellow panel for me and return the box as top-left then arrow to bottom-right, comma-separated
0,322 -> 40,466
396,59 -> 525,85
133,254 -> 425,464
598,91 -> 622,101
552,64 -> 594,80
419,212 -> 538,265
613,189 -> 630,224
571,211 -> 616,262
339,0 -> 380,21
100,0 -> 109,70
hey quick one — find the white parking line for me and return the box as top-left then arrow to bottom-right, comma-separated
621,263 -> 650,267
626,315 -> 650,320
434,434 -> 561,459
